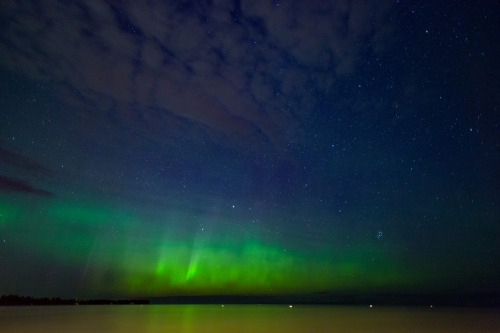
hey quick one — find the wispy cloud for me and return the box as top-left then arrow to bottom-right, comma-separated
0,147 -> 52,175
0,0 -> 394,150
0,145 -> 55,197
0,175 -> 54,197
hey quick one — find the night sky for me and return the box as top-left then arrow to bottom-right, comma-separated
0,1 -> 499,300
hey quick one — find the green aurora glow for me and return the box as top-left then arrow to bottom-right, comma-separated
1,193 -> 427,297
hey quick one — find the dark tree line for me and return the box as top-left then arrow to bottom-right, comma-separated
0,294 -> 150,306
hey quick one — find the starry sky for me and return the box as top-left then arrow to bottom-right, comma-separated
0,1 -> 499,300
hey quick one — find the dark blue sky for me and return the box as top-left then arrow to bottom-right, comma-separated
0,1 -> 498,299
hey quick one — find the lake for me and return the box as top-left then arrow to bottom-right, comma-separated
1,305 -> 499,332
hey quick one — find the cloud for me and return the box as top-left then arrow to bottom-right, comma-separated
0,175 -> 54,197
0,147 -> 51,176
0,0 -> 394,151
0,146 -> 55,197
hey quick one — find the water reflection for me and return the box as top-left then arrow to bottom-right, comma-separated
1,305 -> 499,332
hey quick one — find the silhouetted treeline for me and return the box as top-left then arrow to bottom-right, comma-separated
0,295 -> 150,306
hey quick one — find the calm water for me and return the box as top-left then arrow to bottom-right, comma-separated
1,305 -> 499,332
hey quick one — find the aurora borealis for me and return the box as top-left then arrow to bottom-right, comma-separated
1,190 -> 424,298
0,1 -> 499,301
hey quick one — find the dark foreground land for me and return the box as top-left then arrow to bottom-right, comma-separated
0,295 -> 150,306
152,293 -> 500,307
2,293 -> 499,307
